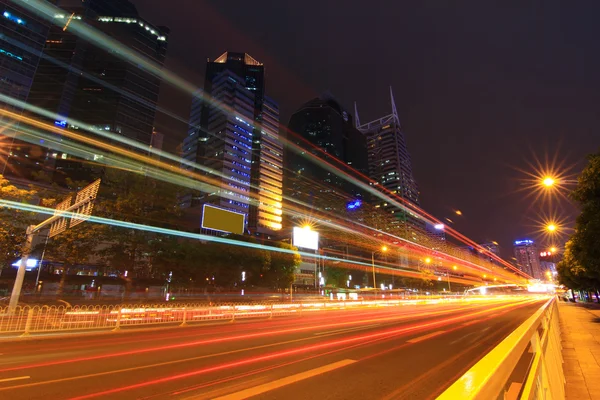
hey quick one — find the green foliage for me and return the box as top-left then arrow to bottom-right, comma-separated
95,169 -> 183,277
399,270 -> 435,291
0,175 -> 38,273
266,242 -> 301,288
558,152 -> 600,292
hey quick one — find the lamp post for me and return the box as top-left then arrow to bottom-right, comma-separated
372,246 -> 388,294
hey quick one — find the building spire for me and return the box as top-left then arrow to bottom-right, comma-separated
354,101 -> 361,128
390,86 -> 400,124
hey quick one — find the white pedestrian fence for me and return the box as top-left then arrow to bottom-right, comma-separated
0,296 -> 500,336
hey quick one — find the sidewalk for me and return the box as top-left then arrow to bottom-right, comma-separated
558,301 -> 600,400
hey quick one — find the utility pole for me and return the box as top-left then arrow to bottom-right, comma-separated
8,179 -> 100,313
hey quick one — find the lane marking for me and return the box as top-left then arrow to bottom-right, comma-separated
211,359 -> 356,400
0,335 -> 324,392
406,330 -> 446,343
0,376 -> 30,383
0,300 -> 533,393
461,320 -> 479,327
314,324 -> 381,336
0,303 -> 485,373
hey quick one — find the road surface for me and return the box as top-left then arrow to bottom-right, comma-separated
0,297 -> 546,399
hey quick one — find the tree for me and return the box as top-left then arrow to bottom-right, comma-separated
399,270 -> 435,291
559,152 -> 600,295
95,169 -> 184,278
42,224 -> 104,295
265,242 -> 301,289
0,175 -> 40,276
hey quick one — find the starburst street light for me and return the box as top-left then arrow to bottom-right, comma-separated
542,177 -> 556,187
546,223 -> 557,233
515,151 -> 578,206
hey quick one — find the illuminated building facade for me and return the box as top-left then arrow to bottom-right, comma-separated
355,87 -> 422,239
426,223 -> 446,250
12,0 -> 168,182
285,92 -> 368,215
182,52 -> 283,236
0,1 -> 51,175
513,239 -> 542,279
200,70 -> 254,218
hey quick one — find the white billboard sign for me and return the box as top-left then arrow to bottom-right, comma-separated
293,227 -> 319,250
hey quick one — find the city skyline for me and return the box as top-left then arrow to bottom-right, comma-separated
0,2 -> 595,398
132,0 -> 593,257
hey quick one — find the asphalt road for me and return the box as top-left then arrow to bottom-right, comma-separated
0,297 -> 546,400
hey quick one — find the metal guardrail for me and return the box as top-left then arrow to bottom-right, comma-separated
0,298 -> 472,336
437,297 -> 564,400
0,296 -> 509,337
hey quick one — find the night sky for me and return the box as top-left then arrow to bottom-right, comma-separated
135,0 -> 599,258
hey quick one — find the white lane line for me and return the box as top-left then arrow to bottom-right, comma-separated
212,359 -> 356,400
406,330 -> 446,344
0,376 -> 30,383
313,324 -> 381,336
450,326 -> 492,345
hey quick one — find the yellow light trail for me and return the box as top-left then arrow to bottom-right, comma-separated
10,0 -> 530,282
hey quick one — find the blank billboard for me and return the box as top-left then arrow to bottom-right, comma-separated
202,204 -> 245,235
293,227 -> 319,250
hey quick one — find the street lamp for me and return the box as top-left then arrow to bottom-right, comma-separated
546,223 -> 557,233
542,177 -> 556,188
372,246 -> 388,293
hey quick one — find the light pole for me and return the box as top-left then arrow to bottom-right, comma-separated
371,245 -> 388,294
8,179 -> 101,313
447,265 -> 457,292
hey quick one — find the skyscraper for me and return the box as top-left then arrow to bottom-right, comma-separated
182,52 -> 283,236
513,239 -> 542,279
13,0 -> 168,182
197,70 -> 254,217
0,1 -> 51,175
355,87 -> 421,238
285,92 -> 368,211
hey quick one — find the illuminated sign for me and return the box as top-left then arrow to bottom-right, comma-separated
514,239 -> 534,245
292,226 -> 319,250
201,204 -> 245,235
12,258 -> 38,270
346,200 -> 362,210
3,11 -> 25,25
434,223 -> 445,230
54,120 -> 67,128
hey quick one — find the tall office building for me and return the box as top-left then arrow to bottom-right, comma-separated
181,52 -> 283,236
355,87 -> 421,238
285,92 -> 368,209
0,1 -> 51,176
199,70 -> 254,217
13,0 -> 168,182
513,239 -> 542,279
479,241 -> 501,256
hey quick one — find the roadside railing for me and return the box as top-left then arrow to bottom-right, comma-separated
0,296 -> 508,337
437,297 -> 564,400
